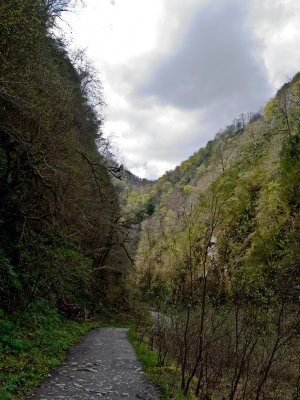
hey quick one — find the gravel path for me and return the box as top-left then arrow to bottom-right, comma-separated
31,328 -> 160,400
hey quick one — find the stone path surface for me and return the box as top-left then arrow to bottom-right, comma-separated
31,328 -> 160,400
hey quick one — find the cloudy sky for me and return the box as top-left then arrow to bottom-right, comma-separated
59,0 -> 300,179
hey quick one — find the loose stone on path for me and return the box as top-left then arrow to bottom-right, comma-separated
30,328 -> 159,400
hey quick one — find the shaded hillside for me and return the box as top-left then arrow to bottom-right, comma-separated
0,0 -> 130,318
129,74 -> 300,399
0,3 -> 135,398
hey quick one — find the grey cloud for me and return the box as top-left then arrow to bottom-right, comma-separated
140,0 -> 271,118
63,0 -> 297,179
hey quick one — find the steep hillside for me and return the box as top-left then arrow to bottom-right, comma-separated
0,1 -> 132,319
0,2 -> 136,397
129,74 -> 300,399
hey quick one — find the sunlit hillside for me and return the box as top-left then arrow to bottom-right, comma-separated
128,73 -> 300,399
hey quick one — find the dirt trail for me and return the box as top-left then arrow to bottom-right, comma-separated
31,328 -> 159,400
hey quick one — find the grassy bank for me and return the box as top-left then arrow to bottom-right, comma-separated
0,301 -> 104,400
128,327 -> 193,400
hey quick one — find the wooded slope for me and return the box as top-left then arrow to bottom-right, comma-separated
0,0 -> 129,318
131,74 -> 300,302
129,74 -> 300,399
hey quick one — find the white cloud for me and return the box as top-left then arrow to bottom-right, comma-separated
105,100 -> 203,179
249,0 -> 300,89
59,0 -> 300,179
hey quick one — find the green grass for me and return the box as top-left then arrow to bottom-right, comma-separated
0,296 -> 134,400
0,315 -> 101,400
128,328 -> 194,400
